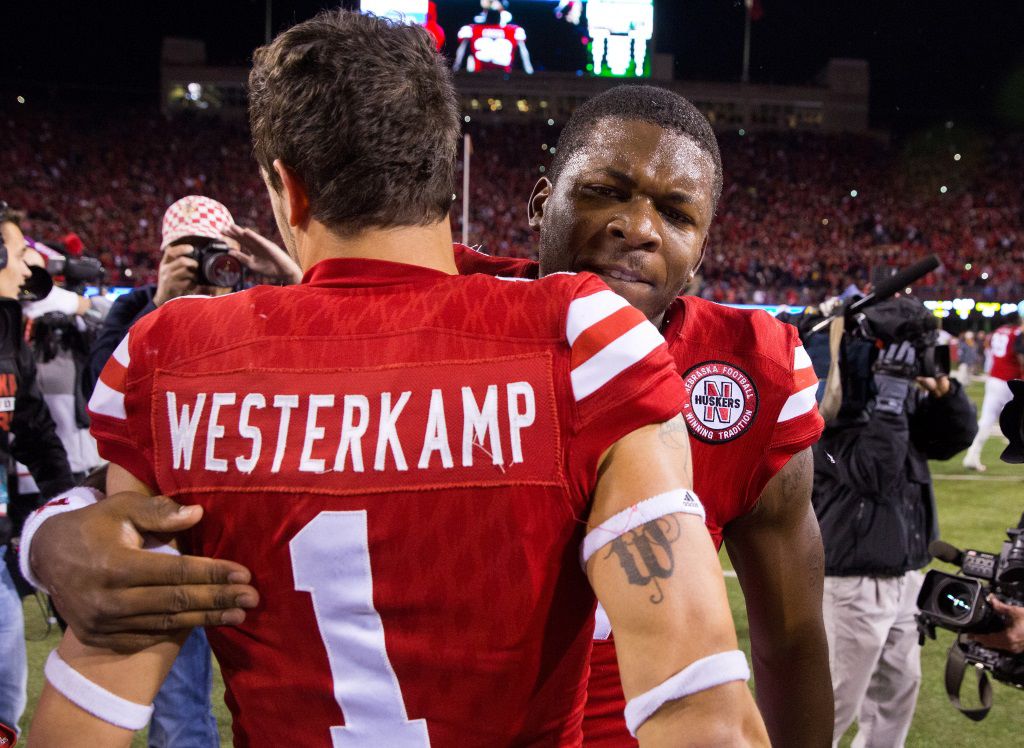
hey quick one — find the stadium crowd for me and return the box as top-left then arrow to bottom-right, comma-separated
3,110 -> 1023,303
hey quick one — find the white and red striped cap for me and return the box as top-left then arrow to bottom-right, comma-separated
160,195 -> 234,249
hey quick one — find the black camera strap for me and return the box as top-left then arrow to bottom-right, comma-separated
944,639 -> 993,721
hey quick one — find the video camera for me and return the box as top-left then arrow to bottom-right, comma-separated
916,382 -> 1024,719
47,255 -> 104,287
781,254 -> 946,422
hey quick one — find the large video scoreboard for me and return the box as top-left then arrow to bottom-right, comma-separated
360,1 -> 655,77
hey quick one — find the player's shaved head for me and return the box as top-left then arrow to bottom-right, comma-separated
549,85 -> 723,214
249,9 -> 460,236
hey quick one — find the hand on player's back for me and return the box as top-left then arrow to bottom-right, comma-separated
32,491 -> 259,653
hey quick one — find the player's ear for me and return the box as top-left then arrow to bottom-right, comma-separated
528,177 -> 553,233
273,159 -> 311,228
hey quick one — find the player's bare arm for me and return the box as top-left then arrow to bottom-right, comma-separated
30,464 -> 189,745
26,487 -> 259,653
586,415 -> 769,747
723,447 -> 833,748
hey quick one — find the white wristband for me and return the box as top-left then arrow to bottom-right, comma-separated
44,649 -> 154,731
624,650 -> 751,737
581,489 -> 705,568
18,486 -> 103,594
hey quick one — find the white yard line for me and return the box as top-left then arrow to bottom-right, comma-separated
931,474 -> 1024,482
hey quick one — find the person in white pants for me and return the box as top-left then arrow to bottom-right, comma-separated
963,313 -> 1024,471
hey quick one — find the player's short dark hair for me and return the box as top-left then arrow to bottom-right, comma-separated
550,85 -> 723,212
0,201 -> 23,227
249,9 -> 460,235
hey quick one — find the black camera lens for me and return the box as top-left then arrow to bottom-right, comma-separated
203,252 -> 242,288
936,580 -> 975,621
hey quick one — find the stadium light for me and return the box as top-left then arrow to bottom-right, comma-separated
954,153 -> 961,161
542,144 -> 548,150
965,263 -> 972,270
822,218 -> 829,225
464,116 -> 471,123
547,119 -> 555,126
940,185 -> 948,194
16,96 -> 25,104
850,190 -> 858,198
982,272 -> 990,280
738,128 -> 746,136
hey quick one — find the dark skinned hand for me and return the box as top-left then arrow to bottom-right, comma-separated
30,491 -> 259,654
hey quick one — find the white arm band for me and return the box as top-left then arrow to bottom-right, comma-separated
44,649 -> 154,731
624,650 -> 751,737
581,489 -> 704,567
18,486 -> 103,594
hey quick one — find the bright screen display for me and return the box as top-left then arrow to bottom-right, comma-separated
359,1 -> 655,77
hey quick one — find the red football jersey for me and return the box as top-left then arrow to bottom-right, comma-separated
582,297 -> 824,746
457,23 -> 526,72
88,258 -> 686,747
988,323 -> 1024,381
452,247 -> 824,744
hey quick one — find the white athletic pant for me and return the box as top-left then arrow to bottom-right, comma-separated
964,376 -> 1013,464
823,571 -> 924,748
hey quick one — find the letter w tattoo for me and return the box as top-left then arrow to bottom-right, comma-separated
603,515 -> 681,604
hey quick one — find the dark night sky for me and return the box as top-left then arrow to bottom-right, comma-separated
3,1 -> 1023,130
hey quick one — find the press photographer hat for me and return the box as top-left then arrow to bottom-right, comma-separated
161,195 -> 233,250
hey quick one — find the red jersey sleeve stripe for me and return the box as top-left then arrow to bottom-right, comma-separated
89,378 -> 127,420
566,290 -> 630,345
570,321 -> 665,401
793,365 -> 818,392
89,332 -> 130,420
111,333 -> 131,367
571,306 -> 648,369
778,383 -> 818,423
793,344 -> 812,371
99,356 -> 127,394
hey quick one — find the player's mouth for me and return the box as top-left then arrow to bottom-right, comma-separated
592,265 -> 653,287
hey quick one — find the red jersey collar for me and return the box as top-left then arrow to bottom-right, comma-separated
660,295 -> 689,341
301,257 -> 453,289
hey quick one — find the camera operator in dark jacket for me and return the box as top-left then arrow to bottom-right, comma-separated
0,204 -> 75,737
811,292 -> 978,747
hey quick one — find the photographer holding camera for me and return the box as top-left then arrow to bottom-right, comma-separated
810,281 -> 978,747
86,195 -> 300,397
912,378 -> 1024,719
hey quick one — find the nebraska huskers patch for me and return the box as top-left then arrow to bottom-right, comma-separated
680,361 -> 758,443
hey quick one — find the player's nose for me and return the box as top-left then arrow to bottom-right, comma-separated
606,198 -> 662,252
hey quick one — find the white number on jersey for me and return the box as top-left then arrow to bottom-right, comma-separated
291,511 -> 431,746
992,331 -> 1010,359
473,36 -> 514,66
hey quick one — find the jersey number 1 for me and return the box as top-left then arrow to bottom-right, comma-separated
291,511 -> 431,747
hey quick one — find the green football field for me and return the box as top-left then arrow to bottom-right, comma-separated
17,380 -> 1024,746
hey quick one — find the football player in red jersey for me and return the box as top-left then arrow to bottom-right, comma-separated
28,11 -> 767,748
456,86 -> 832,747
25,87 -> 827,744
962,307 -> 1024,471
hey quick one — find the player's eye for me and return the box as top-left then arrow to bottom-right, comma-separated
584,184 -> 625,199
661,207 -> 694,225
